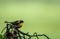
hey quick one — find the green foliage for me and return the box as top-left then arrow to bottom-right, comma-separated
0,34 -> 7,39
0,34 -> 2,39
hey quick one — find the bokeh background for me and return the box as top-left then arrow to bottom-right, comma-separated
0,0 -> 60,39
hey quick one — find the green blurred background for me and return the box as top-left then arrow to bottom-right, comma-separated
0,0 -> 60,39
